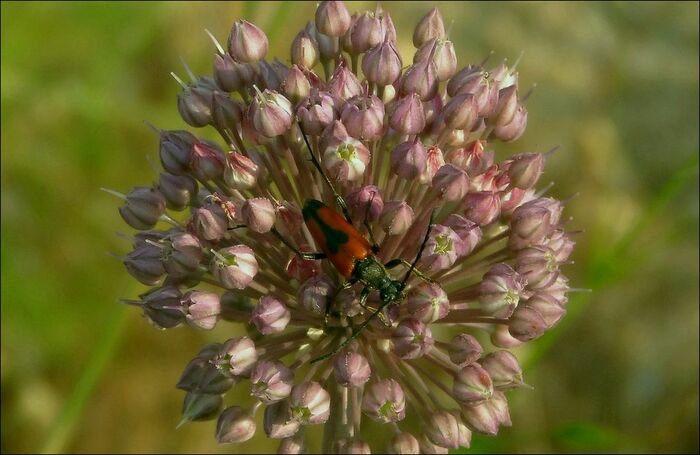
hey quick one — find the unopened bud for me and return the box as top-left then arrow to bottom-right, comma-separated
180,392 -> 222,424
224,151 -> 259,190
345,438 -> 371,454
228,20 -> 268,63
159,130 -> 196,175
391,138 -> 427,179
138,285 -> 184,329
346,185 -> 383,222
463,191 -> 501,226
525,292 -> 566,327
190,203 -> 229,242
177,346 -> 233,394
448,333 -> 483,367
392,318 -> 434,359
298,274 -> 335,315
362,37 -> 402,87
479,350 -> 524,390
250,89 -> 293,138
441,93 -> 478,130
380,201 -> 414,235
333,351 -> 371,387
190,140 -> 226,181
390,93 -> 426,135
507,153 -> 544,189
124,241 -> 165,285
277,434 -> 305,453
426,410 -> 461,449
362,379 -> 406,423
315,1 -> 351,37
415,38 -> 457,81
400,58 -> 439,101
251,360 -> 294,403
158,173 -> 197,212
341,94 -> 385,141
177,78 -> 214,127
327,60 -> 363,101
250,296 -> 291,335
432,164 -> 470,202
489,85 -> 518,127
297,90 -> 337,135
264,400 -> 301,439
214,53 -> 255,92
216,406 -> 256,444
461,391 -> 511,435
162,232 -> 202,278
413,8 -> 445,48
388,432 -> 420,454
453,363 -> 494,404
443,214 -> 482,256
119,187 -> 166,230
242,197 -> 276,233
350,11 -> 385,53
419,145 -> 445,184
515,245 -> 559,289
211,245 -> 259,290
418,433 -> 449,454
509,303 -> 548,341
281,65 -> 311,104
291,30 -> 319,70
493,104 -> 528,142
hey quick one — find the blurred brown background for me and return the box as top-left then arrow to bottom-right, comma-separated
2,1 -> 698,453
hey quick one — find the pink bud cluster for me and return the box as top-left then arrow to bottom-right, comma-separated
110,2 -> 578,453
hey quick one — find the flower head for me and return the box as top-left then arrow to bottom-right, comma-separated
109,3 -> 579,452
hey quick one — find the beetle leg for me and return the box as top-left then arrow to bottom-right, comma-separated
355,287 -> 390,326
298,122 -> 353,223
398,208 -> 437,290
384,259 -> 436,284
271,227 -> 326,260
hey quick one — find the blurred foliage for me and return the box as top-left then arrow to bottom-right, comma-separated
1,1 -> 698,453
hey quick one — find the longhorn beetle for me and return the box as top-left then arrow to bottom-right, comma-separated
271,124 -> 437,364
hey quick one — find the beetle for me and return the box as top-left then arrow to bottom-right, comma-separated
271,124 -> 436,363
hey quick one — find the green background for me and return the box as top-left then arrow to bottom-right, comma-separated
2,1 -> 698,453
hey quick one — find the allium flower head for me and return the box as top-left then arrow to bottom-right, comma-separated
108,2 -> 579,452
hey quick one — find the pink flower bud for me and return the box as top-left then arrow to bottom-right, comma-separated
298,274 -> 335,315
250,89 -> 293,138
479,263 -> 526,318
419,145 -> 445,184
422,94 -> 444,127
362,379 -> 406,423
119,187 -> 166,230
328,60 -> 363,101
291,30 -> 319,70
277,435 -> 305,453
290,381 -> 331,424
418,434 -> 449,454
163,232 -> 203,278
286,243 -> 322,282
390,93 -> 426,135
258,59 -> 288,93
159,130 -> 196,175
344,438 -> 371,454
463,191 -> 501,226
190,140 -> 226,181
220,336 -> 258,377
432,164 -> 470,202
216,406 -> 257,443
341,94 -> 385,141
346,185 -> 383,222
490,324 -> 525,348
264,400 -> 301,438
212,91 -> 244,133
446,65 -> 483,97
297,90 -> 337,135
413,8 -> 445,47
381,9 -> 397,43
242,197 -> 276,233
453,363 -> 493,404
507,153 -> 544,189
450,140 -> 492,177
545,229 -> 576,263
351,11 -> 385,53
441,93 -> 479,130
388,432 -> 420,454
211,245 -> 259,290
315,1 -> 351,37
177,79 -> 214,127
275,201 -> 304,240
309,20 -> 340,61
281,65 -> 311,104
228,20 -> 268,63
509,304 -> 548,341
400,58 -> 439,101
250,296 -> 291,335
426,410 -> 461,449
515,245 -> 560,289
493,105 -> 528,142
479,351 -> 524,390
391,138 -> 427,179
448,333 -> 483,367
224,151 -> 260,190
489,85 -> 518,127
405,283 -> 449,323
213,53 -> 255,92
124,241 -> 164,285
421,225 -> 463,271
190,203 -> 229,242
443,214 -> 482,256
461,390 -> 510,435
380,201 -> 415,235
333,351 -> 371,387
362,38 -> 403,87
508,198 -> 560,250
525,292 -> 566,327
323,137 -> 370,182
250,360 -> 294,403
182,291 -> 221,330
392,318 -> 434,359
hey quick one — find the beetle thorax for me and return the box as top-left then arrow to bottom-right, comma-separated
353,256 -> 404,302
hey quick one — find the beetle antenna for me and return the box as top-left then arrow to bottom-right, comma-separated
399,209 -> 436,291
